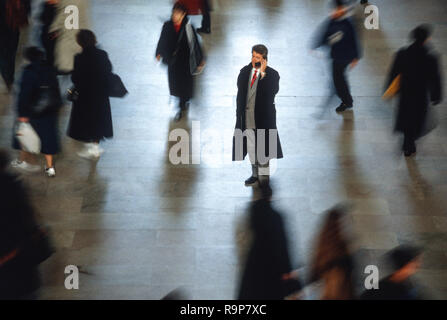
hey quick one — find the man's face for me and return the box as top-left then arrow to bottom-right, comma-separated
251,51 -> 264,69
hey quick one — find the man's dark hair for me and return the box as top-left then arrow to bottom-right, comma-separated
172,2 -> 188,14
252,44 -> 268,59
76,29 -> 97,49
411,24 -> 433,45
24,46 -> 44,62
0,149 -> 10,172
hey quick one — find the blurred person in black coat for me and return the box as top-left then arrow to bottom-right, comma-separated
11,47 -> 62,177
238,184 -> 301,300
312,0 -> 361,113
39,0 -> 60,69
385,24 -> 442,157
0,149 -> 41,299
67,29 -> 114,160
156,2 -> 205,122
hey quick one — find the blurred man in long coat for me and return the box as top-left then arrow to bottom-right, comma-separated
385,24 -> 442,156
232,44 -> 283,187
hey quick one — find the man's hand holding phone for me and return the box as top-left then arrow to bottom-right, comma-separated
260,58 -> 267,74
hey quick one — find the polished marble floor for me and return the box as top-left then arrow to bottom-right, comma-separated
1,0 -> 447,299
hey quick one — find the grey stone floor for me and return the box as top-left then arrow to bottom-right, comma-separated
1,0 -> 447,299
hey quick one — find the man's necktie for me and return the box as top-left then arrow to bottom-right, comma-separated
250,70 -> 258,88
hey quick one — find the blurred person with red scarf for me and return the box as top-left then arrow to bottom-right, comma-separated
156,2 -> 205,121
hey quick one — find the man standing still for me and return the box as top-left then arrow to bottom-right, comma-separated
232,45 -> 283,187
313,0 -> 361,113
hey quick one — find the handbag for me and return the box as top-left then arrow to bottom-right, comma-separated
67,86 -> 79,102
108,73 -> 128,98
185,22 -> 205,75
383,74 -> 401,100
15,122 -> 41,154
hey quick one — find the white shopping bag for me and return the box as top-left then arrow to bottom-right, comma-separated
15,122 -> 41,154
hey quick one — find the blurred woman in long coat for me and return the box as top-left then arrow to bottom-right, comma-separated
156,2 -> 204,121
385,24 -> 442,156
67,30 -> 113,159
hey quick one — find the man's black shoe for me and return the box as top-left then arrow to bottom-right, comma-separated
244,176 -> 258,186
197,27 -> 210,34
335,103 -> 353,113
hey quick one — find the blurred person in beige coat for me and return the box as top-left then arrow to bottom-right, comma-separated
49,0 -> 90,73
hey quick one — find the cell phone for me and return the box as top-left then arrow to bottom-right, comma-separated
255,62 -> 261,68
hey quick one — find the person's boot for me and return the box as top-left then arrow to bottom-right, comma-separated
335,102 -> 353,113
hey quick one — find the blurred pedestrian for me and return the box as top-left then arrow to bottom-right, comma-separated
39,0 -> 60,68
385,24 -> 442,157
309,207 -> 356,299
238,184 -> 302,300
0,149 -> 53,299
11,46 -> 62,177
0,0 -> 31,92
232,44 -> 283,187
67,29 -> 114,160
50,0 -> 90,74
360,245 -> 424,300
156,2 -> 205,121
312,0 -> 361,113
